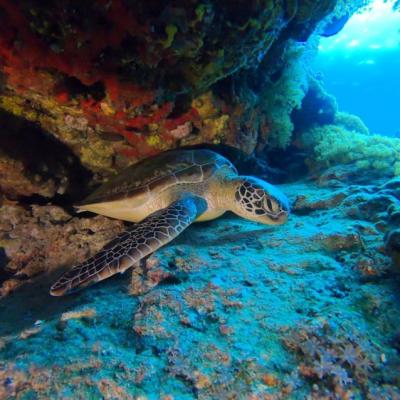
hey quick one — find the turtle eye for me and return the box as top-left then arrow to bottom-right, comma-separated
264,197 -> 273,212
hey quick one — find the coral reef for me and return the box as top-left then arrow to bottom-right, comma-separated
301,124 -> 400,178
291,76 -> 338,133
0,0 -> 354,287
334,111 -> 370,136
290,58 -> 399,181
0,0 -> 339,174
2,1 -> 399,398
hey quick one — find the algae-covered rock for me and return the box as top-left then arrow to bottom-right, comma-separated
385,229 -> 400,270
0,178 -> 399,399
0,204 -> 123,297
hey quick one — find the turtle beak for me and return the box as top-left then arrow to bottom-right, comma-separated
278,212 -> 289,224
268,211 -> 289,225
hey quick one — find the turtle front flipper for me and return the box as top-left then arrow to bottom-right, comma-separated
50,196 -> 207,296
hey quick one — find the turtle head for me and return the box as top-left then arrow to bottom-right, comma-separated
231,176 -> 290,225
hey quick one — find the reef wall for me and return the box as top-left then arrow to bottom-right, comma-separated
0,1 -> 340,176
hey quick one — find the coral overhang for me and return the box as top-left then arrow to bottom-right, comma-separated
0,0 -> 338,175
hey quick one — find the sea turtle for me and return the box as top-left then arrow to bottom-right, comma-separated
50,149 -> 290,296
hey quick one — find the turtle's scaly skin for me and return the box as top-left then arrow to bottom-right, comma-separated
50,196 -> 207,296
51,149 -> 289,296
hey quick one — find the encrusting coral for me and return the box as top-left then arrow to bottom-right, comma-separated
334,111 -> 370,136
0,0 -> 339,175
283,321 -> 382,398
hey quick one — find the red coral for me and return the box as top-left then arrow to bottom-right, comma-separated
164,108 -> 199,131
0,1 -> 203,159
0,1 -> 151,100
55,91 -> 70,104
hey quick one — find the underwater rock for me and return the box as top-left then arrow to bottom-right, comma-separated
315,164 -> 377,187
320,11 -> 351,37
340,177 -> 400,227
343,192 -> 398,223
0,109 -> 92,196
0,0 -> 339,174
384,229 -> 400,270
0,204 -> 123,297
0,152 -> 58,198
0,177 -> 399,398
293,190 -> 347,214
380,177 -> 400,200
292,77 -> 338,133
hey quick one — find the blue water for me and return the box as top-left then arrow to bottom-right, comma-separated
313,0 -> 400,136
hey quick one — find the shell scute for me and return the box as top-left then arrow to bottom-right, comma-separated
78,149 -> 236,206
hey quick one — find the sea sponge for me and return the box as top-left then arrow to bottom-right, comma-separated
302,123 -> 400,177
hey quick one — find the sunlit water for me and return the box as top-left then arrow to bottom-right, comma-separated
314,0 -> 400,136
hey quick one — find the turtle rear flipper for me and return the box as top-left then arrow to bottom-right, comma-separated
50,196 -> 207,296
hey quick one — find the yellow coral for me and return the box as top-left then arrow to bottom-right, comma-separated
100,101 -> 115,116
146,135 -> 163,147
80,139 -> 115,171
162,24 -> 178,49
0,96 -> 25,117
192,92 -> 218,119
208,114 -> 229,135
303,122 -> 400,177
190,92 -> 229,143
335,111 -> 369,135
